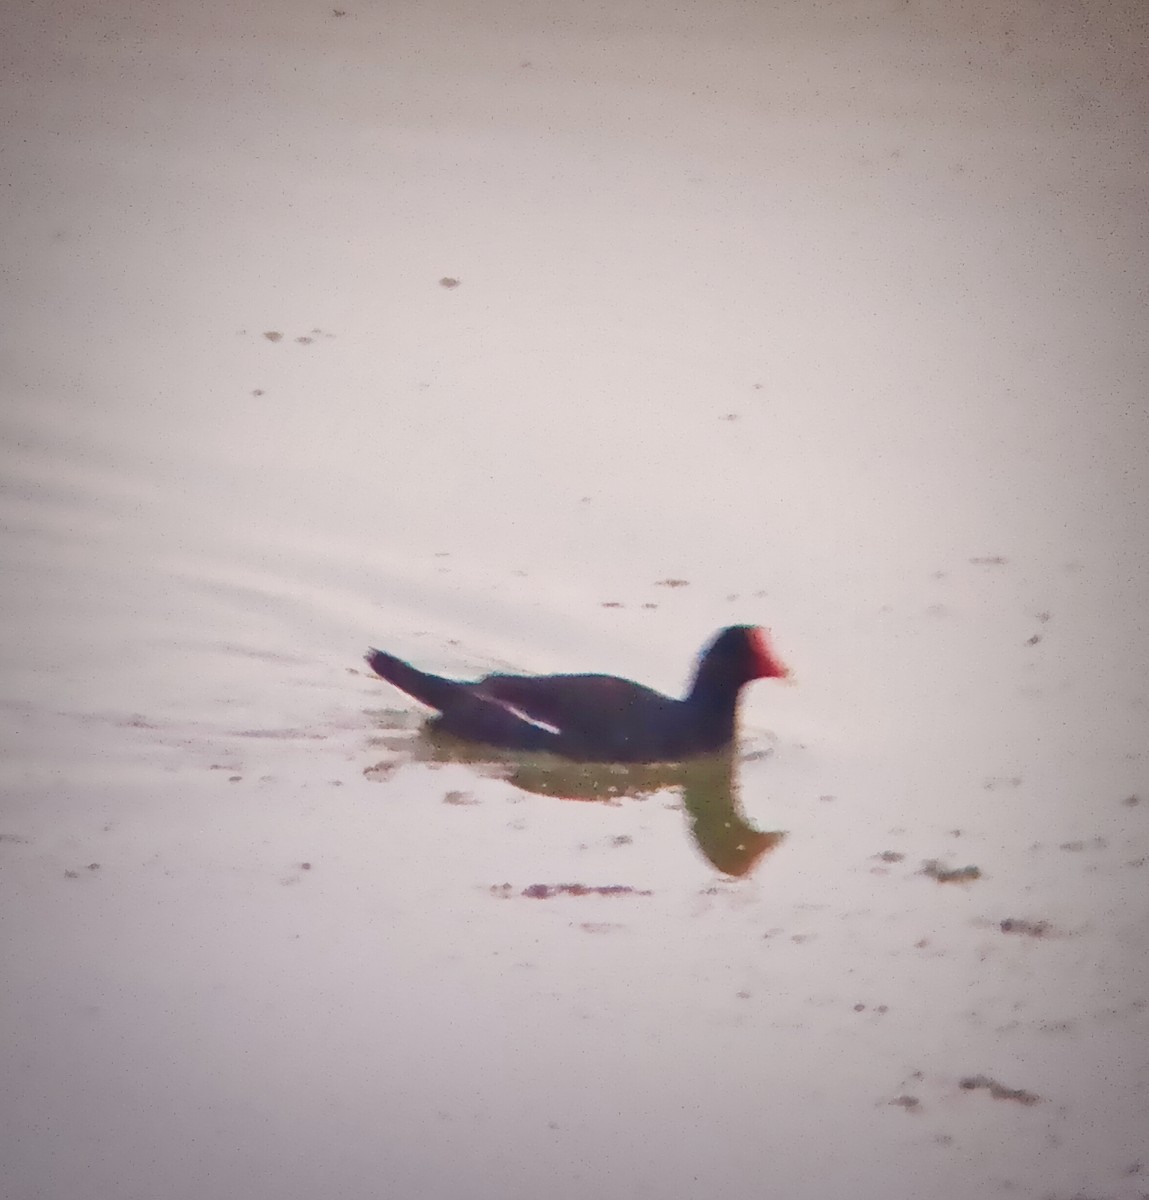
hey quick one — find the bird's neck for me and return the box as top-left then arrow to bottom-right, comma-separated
685,671 -> 743,743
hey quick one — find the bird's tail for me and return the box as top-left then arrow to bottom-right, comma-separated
364,649 -> 463,712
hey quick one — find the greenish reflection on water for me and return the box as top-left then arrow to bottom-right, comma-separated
368,718 -> 785,877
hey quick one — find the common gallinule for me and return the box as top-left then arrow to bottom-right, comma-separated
364,625 -> 789,763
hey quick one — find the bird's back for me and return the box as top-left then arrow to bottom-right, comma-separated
476,672 -> 685,760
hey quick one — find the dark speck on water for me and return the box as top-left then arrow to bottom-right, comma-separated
922,860 -> 982,883
959,1075 -> 1040,1105
1060,838 -> 1107,852
518,883 -> 652,899
443,790 -> 479,806
1000,918 -> 1050,937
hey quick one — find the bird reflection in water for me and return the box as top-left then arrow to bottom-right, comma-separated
370,720 -> 785,878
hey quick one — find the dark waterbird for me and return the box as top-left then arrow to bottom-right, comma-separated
364,625 -> 789,764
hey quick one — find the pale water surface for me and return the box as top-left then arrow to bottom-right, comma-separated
2,2 -> 1147,1198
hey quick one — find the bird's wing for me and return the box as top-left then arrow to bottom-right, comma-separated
475,673 -> 674,735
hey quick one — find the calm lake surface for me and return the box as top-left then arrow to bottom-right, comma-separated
2,3 -> 1147,1198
